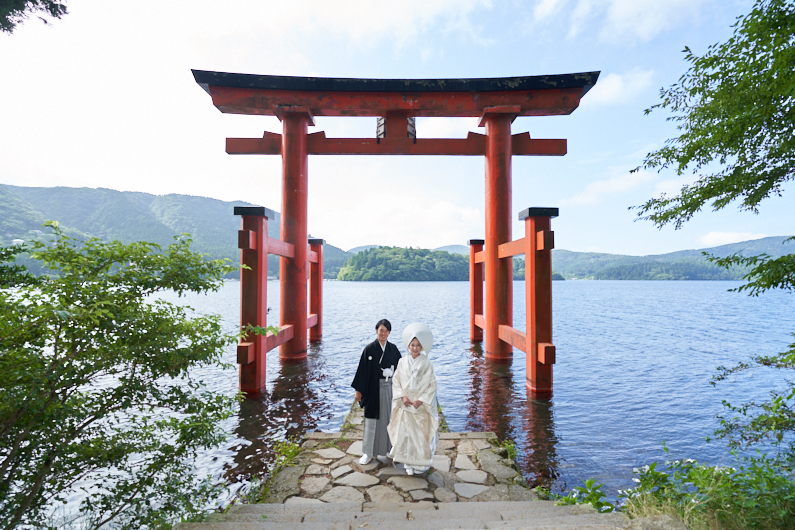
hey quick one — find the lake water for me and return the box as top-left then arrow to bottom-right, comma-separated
161,280 -> 795,501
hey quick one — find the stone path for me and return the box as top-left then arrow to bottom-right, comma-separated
173,402 -> 683,528
262,401 -> 536,505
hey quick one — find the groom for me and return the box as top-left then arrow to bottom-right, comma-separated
351,319 -> 402,465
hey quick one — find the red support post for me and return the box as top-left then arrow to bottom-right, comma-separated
482,112 -> 514,361
469,239 -> 484,341
522,207 -> 558,396
309,238 -> 324,341
235,206 -> 274,394
279,111 -> 312,360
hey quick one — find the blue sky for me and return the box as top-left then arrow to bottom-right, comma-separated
1,0 -> 791,254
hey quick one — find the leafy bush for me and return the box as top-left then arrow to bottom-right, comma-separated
497,439 -> 517,461
553,479 -> 615,513
620,450 -> 795,530
0,223 -> 238,529
548,445 -> 795,529
272,437 -> 301,468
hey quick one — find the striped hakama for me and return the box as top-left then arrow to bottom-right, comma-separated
362,379 -> 393,457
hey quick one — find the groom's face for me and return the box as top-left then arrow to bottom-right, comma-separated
377,325 -> 390,343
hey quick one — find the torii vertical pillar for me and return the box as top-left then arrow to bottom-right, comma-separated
469,239 -> 484,341
280,111 -> 312,360
481,110 -> 514,361
309,238 -> 324,341
235,206 -> 273,394
523,207 -> 558,395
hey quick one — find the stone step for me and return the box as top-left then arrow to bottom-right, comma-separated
205,508 -> 585,524
174,523 -> 350,530
176,502 -> 629,530
227,502 -> 362,515
225,500 -> 590,518
175,515 -> 623,530
490,512 -> 628,528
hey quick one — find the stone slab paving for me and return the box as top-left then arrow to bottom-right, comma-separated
456,469 -> 488,484
387,476 -> 428,491
353,460 -> 379,472
368,485 -> 404,503
335,471 -> 380,487
330,455 -> 355,469
409,490 -> 435,501
346,440 -> 364,456
434,487 -> 456,502
330,465 -> 352,479
257,400 -> 541,506
455,483 -> 490,498
454,454 -> 478,470
319,486 -> 364,503
314,447 -> 346,459
431,454 -> 450,472
304,464 -> 327,475
299,476 -> 329,495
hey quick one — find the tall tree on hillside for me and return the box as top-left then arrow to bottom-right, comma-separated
0,0 -> 68,34
634,0 -> 795,463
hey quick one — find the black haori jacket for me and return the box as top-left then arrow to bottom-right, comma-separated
351,339 -> 402,419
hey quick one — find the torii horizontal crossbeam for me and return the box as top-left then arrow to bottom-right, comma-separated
192,70 -> 599,118
226,131 -> 567,156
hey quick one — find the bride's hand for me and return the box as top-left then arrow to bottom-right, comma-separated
402,397 -> 411,406
412,400 -> 423,408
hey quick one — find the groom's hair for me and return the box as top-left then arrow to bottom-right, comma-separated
375,319 -> 392,332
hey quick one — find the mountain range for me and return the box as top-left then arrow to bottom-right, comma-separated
2,184 -> 791,281
346,238 -> 795,280
0,184 -> 351,278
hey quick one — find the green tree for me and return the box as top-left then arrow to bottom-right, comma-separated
635,0 -> 795,465
0,223 -> 238,529
0,0 -> 68,33
337,246 -> 470,281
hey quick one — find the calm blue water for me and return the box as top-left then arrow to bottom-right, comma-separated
159,280 -> 795,500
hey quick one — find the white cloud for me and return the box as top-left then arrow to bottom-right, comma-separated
534,0 -> 713,43
308,159 -> 483,250
699,232 -> 768,247
534,0 -> 565,20
598,0 -> 711,42
560,170 -> 654,206
581,69 -> 654,106
197,0 -> 494,62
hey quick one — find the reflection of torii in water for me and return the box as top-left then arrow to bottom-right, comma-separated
192,70 -> 599,395
464,345 -> 560,490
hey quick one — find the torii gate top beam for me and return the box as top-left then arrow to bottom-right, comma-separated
192,70 -> 600,118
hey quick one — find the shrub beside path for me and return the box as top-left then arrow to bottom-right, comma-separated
176,403 -> 685,529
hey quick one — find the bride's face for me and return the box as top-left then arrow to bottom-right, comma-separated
409,338 -> 422,357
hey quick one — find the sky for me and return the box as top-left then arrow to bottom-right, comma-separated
1,0 -> 792,255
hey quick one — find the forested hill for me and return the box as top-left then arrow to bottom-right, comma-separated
338,247 -> 469,281
336,246 -> 564,281
0,184 -> 352,278
552,236 -> 794,280
334,238 -> 792,281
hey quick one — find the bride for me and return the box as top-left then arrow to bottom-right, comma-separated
387,323 -> 439,475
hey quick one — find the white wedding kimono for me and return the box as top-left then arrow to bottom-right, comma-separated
387,352 -> 439,472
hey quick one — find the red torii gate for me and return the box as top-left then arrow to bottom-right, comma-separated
193,70 -> 599,396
